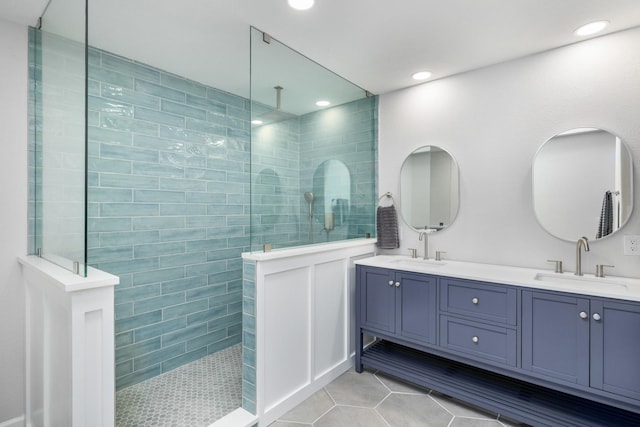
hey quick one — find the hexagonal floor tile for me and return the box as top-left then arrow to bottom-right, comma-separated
325,371 -> 389,407
377,393 -> 453,427
278,388 -> 335,423
315,406 -> 388,427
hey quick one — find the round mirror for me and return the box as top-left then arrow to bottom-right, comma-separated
400,145 -> 460,231
533,128 -> 633,242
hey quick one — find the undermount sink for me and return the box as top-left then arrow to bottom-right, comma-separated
534,272 -> 628,291
388,257 -> 447,267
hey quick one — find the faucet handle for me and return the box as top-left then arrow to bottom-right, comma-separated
547,259 -> 563,273
435,251 -> 447,261
408,248 -> 418,259
595,264 -> 614,278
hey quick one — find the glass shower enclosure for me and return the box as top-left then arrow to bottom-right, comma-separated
30,0 -> 88,275
249,27 -> 377,252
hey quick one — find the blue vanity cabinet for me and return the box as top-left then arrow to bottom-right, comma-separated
356,264 -> 640,425
522,290 -> 591,386
357,265 -> 437,345
590,299 -> 640,401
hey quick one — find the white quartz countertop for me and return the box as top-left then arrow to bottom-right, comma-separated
355,255 -> 640,302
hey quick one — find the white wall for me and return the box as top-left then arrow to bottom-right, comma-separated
0,18 -> 28,424
379,27 -> 640,278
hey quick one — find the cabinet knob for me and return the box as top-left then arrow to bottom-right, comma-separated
579,311 -> 588,319
472,297 -> 479,305
388,280 -> 394,286
472,336 -> 479,343
395,281 -> 401,287
593,313 -> 601,321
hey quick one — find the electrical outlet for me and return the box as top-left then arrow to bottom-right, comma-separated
624,235 -> 640,255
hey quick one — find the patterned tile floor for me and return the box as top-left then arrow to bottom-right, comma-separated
115,343 -> 242,427
269,368 -> 526,427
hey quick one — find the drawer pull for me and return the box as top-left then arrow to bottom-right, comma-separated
472,336 -> 479,343
388,280 -> 394,286
472,297 -> 479,305
579,311 -> 588,319
395,281 -> 401,287
593,313 -> 601,321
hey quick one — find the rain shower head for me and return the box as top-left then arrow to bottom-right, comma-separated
252,86 -> 297,125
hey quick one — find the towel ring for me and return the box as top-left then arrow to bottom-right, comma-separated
378,192 -> 395,206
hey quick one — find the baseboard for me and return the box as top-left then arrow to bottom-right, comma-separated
0,415 -> 25,427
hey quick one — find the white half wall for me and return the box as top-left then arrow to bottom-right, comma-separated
379,27 -> 640,278
0,18 -> 28,424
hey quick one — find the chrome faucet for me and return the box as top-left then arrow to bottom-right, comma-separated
575,236 -> 590,276
419,230 -> 430,260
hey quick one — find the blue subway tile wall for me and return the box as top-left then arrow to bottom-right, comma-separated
250,97 -> 377,251
242,259 -> 257,415
86,48 -> 250,390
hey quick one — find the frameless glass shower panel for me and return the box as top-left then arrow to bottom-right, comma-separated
32,0 -> 88,275
250,27 -> 377,252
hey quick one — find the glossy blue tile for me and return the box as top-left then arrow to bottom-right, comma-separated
115,310 -> 162,334
186,328 -> 227,352
163,299 -> 209,321
162,100 -> 207,120
88,217 -> 132,232
132,266 -> 184,286
161,323 -> 207,348
100,173 -> 158,189
134,317 -> 186,342
100,203 -> 158,217
115,337 -> 161,364
132,216 -> 184,231
134,293 -> 186,315
88,246 -> 132,263
159,252 -> 207,269
160,204 -> 206,216
134,241 -> 185,259
161,347 -> 207,373
100,231 -> 159,246
185,261 -> 227,277
134,106 -> 184,127
186,304 -> 227,326
101,143 -> 158,163
115,284 -> 162,304
134,342 -> 185,371
161,73 -> 206,97
134,190 -> 185,203
135,79 -> 185,102
132,161 -> 184,178
161,275 -> 208,294
159,228 -> 206,242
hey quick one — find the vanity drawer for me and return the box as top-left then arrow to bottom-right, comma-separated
440,278 -> 517,325
440,315 -> 517,366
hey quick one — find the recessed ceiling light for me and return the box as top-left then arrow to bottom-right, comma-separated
574,20 -> 609,36
316,100 -> 330,107
412,71 -> 432,81
251,120 -> 263,125
288,0 -> 315,10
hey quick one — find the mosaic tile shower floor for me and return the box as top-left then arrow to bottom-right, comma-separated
116,344 -> 242,427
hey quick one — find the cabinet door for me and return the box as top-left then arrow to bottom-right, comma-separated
359,266 -> 396,333
590,299 -> 640,400
522,291 -> 590,386
396,272 -> 437,345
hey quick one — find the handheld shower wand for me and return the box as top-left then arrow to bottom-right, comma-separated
304,192 -> 314,241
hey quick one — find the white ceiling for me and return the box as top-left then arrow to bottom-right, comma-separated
3,0 -> 640,100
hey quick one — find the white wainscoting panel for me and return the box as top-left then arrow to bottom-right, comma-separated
243,239 -> 376,426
